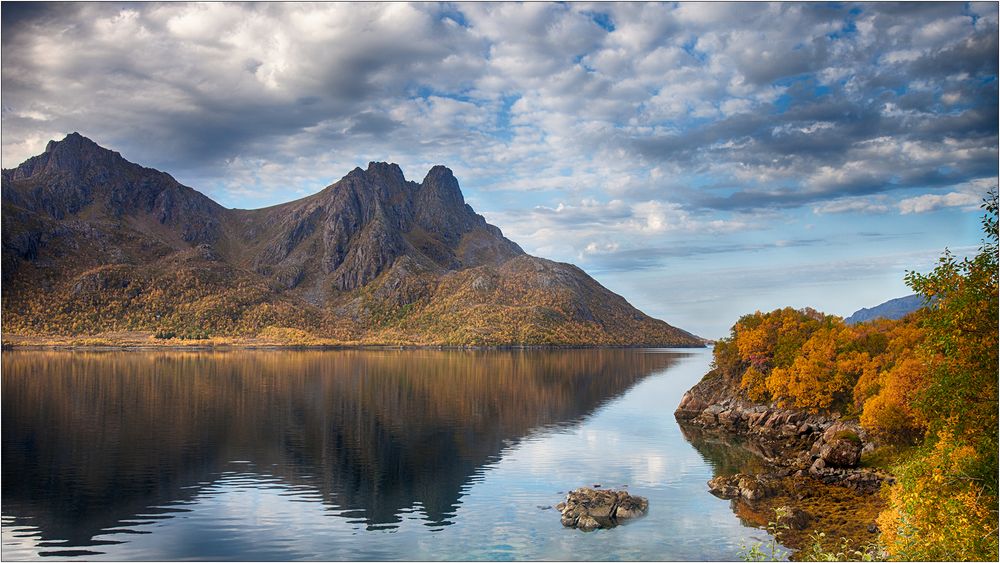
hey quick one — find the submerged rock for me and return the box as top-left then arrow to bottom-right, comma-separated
556,487 -> 648,531
777,506 -> 812,530
707,473 -> 780,502
708,475 -> 741,499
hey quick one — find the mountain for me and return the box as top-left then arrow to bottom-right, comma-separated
844,294 -> 928,325
1,133 -> 703,346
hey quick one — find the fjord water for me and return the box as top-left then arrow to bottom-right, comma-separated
2,348 -> 772,560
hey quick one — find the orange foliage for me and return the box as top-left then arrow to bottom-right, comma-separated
714,307 -> 831,401
766,326 -> 855,413
858,356 -> 928,442
712,307 -> 935,424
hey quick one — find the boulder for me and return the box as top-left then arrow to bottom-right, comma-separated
708,475 -> 740,499
717,409 -> 736,428
810,457 -> 826,474
556,487 -> 648,531
697,404 -> 725,426
750,410 -> 772,427
779,423 -> 800,437
615,492 -> 649,520
820,438 -> 862,468
821,422 -> 844,442
675,393 -> 708,419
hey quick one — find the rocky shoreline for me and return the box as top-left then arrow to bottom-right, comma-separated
675,383 -> 892,493
675,376 -> 893,554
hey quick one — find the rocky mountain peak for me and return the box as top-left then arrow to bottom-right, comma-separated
20,132 -> 127,179
3,133 -> 221,241
412,165 -> 474,243
365,161 -> 408,185
44,131 -> 99,153
420,165 -> 464,207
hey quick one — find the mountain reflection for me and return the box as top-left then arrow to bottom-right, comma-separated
2,349 -> 678,547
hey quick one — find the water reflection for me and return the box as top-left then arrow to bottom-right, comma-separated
678,420 -> 879,557
676,423 -> 770,477
2,349 -> 679,553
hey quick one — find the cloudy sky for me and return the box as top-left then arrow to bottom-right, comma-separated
2,2 -> 997,338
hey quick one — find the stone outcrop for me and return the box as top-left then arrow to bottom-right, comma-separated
709,473 -> 779,502
555,487 -> 648,531
676,387 -> 888,493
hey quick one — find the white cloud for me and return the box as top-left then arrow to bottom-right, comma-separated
583,241 -> 620,255
2,1 -> 994,264
898,188 -> 991,214
812,197 -> 891,215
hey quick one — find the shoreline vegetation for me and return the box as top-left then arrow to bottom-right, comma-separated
1,332 -> 707,351
678,191 -> 998,561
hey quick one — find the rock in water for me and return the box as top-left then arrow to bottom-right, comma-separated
615,493 -> 649,520
556,487 -> 648,531
708,475 -> 740,499
577,514 -> 601,532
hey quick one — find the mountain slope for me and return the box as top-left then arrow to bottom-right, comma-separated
844,294 -> 927,325
1,133 -> 703,346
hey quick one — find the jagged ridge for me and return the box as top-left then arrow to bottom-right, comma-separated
1,133 -> 703,346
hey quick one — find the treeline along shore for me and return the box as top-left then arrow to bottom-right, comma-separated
674,191 -> 998,561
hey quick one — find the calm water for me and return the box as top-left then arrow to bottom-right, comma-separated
2,348 -> 773,560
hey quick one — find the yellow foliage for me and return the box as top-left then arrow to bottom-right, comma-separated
717,307 -> 832,403
740,365 -> 769,402
877,427 -> 999,561
714,307 -> 936,423
256,326 -> 323,345
858,357 -> 928,442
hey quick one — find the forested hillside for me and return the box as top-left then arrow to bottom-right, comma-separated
705,192 -> 998,560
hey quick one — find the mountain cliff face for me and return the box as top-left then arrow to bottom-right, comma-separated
1,133 -> 702,346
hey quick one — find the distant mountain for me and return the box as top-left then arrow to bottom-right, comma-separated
844,294 -> 928,325
1,133 -> 703,346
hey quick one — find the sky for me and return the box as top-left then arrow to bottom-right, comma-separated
2,1 -> 997,338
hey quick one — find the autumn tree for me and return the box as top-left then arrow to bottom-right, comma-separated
877,190 -> 999,561
855,319 -> 929,442
713,307 -> 831,401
